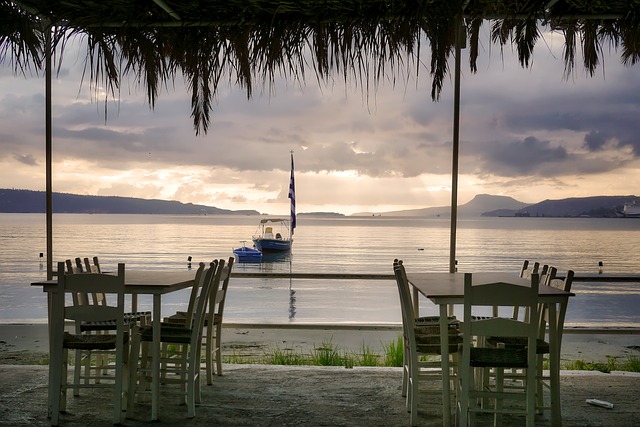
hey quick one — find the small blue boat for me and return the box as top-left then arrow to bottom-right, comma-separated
233,241 -> 262,263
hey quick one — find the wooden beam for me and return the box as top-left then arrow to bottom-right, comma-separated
152,0 -> 181,21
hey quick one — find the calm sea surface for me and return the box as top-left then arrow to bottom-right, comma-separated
1,213 -> 639,327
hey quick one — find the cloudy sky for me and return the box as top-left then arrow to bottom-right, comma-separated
1,28 -> 639,216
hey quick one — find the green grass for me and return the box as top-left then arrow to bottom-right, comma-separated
382,336 -> 404,367
220,338 -> 640,373
311,339 -> 346,366
564,353 -> 640,373
256,337 -> 403,368
264,347 -> 310,365
357,343 -> 381,367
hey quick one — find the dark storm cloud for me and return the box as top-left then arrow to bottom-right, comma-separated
584,130 -> 609,151
500,78 -> 640,157
474,136 -> 568,176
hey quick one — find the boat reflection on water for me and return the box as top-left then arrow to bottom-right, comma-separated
261,251 -> 292,264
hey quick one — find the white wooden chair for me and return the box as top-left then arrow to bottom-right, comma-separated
48,261 -> 128,426
64,258 -> 97,396
163,257 -> 235,385
127,261 -> 219,418
393,260 -> 461,426
65,257 -> 149,392
204,256 -> 234,384
487,267 -> 573,415
457,272 -> 539,427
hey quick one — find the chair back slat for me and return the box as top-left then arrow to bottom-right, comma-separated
190,261 -> 221,347
463,272 -> 540,346
180,262 -> 208,328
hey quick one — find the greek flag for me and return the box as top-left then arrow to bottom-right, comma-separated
288,152 -> 296,235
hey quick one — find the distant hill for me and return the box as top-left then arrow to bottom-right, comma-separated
352,193 -> 640,218
0,189 -> 259,215
353,194 -> 528,218
489,195 -> 640,218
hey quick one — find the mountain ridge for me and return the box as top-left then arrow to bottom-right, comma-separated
1,189 -> 638,218
351,194 -> 528,217
0,188 -> 259,215
352,194 -> 640,218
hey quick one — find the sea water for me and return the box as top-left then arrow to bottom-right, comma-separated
1,213 -> 639,327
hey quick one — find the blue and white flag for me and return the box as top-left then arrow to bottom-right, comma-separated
288,152 -> 296,235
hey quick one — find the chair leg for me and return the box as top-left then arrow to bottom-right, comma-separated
401,347 -> 408,398
408,356 -> 418,425
187,348 -> 197,418
73,349 -> 82,396
403,342 -> 411,412
526,366 -> 536,427
458,365 -> 470,427
127,334 -> 141,414
120,342 -> 130,423
113,350 -> 123,424
49,346 -> 66,426
205,324 -> 213,385
493,368 -> 504,427
215,323 -> 223,376
84,350 -> 93,386
536,355 -> 544,414
60,348 -> 69,413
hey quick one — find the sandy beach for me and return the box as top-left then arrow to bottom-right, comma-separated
1,323 -> 639,366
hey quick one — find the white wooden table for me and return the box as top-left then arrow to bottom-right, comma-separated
406,272 -> 574,427
33,269 -> 195,421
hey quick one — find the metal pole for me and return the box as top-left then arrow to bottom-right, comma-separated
45,30 -> 53,280
449,19 -> 463,274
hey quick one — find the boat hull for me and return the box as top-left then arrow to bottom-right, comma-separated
233,247 -> 263,262
252,238 -> 292,252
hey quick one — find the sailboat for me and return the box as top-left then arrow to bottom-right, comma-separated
252,152 -> 297,252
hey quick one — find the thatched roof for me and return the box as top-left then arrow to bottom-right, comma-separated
1,1 -> 639,134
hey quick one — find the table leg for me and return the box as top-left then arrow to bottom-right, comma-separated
152,294 -> 161,421
548,302 -> 562,426
439,303 -> 451,427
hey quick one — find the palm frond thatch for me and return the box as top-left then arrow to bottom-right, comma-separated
1,0 -> 639,134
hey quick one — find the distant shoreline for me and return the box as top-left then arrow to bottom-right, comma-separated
2,188 -> 639,218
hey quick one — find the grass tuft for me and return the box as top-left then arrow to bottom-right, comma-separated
357,343 -> 382,367
382,335 -> 404,367
312,339 -> 345,366
264,347 -> 310,366
563,352 -> 640,373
